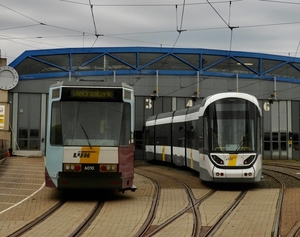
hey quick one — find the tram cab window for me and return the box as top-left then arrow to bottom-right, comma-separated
50,101 -> 131,147
206,99 -> 258,152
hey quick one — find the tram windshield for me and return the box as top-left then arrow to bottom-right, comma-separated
207,98 -> 259,152
50,101 -> 131,146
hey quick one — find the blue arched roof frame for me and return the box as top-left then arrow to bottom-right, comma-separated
9,47 -> 300,84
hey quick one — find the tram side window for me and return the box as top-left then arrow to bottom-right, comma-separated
145,127 -> 155,145
173,123 -> 185,147
50,102 -> 62,145
156,124 -> 171,146
193,120 -> 200,150
186,121 -> 194,149
203,117 -> 209,153
199,117 -> 204,153
187,120 -> 199,150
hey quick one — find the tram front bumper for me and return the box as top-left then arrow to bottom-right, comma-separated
57,172 -> 124,190
212,167 -> 257,183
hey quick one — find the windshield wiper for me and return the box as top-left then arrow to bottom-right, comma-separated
80,123 -> 92,149
236,135 -> 248,151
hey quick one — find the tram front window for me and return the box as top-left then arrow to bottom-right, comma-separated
208,99 -> 258,152
50,102 -> 131,146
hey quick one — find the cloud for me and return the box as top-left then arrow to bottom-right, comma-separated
1,0 -> 300,63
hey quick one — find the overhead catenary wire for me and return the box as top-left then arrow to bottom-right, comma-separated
1,0 -> 300,99
60,0 -> 242,7
1,1 -> 300,51
1,1 -> 299,46
206,0 -> 239,51
259,0 -> 300,5
132,0 -> 187,86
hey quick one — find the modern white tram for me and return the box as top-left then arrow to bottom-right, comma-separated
145,92 -> 262,183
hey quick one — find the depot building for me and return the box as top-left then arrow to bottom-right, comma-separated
1,47 -> 300,160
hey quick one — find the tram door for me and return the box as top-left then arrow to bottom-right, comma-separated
263,101 -> 292,160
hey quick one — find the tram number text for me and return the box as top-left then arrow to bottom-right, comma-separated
82,165 -> 97,172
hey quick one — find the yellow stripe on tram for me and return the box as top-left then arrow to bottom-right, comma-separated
162,146 -> 166,161
190,149 -> 193,169
80,147 -> 100,163
228,154 -> 237,166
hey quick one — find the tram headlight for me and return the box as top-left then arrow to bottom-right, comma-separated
244,155 -> 255,165
100,164 -> 118,172
63,163 -> 82,172
211,155 -> 224,165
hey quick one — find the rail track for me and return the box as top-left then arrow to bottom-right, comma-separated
263,165 -> 300,237
7,198 -> 105,237
135,166 -> 250,237
134,167 -> 209,237
2,158 -> 298,236
202,190 -> 247,237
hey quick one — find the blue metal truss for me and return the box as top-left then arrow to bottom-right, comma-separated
9,47 -> 300,84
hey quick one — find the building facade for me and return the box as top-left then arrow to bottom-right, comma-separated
7,47 -> 300,159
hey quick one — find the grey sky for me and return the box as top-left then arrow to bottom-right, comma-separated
1,0 -> 300,64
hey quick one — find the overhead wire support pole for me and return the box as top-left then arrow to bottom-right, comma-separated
176,1 -> 187,33
89,0 -> 102,37
206,0 -> 239,51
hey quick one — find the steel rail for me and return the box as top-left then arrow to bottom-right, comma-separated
262,170 -> 285,237
69,201 -> 105,237
133,172 -> 161,237
264,166 -> 300,237
136,167 -> 215,237
202,190 -> 247,237
7,200 -> 66,237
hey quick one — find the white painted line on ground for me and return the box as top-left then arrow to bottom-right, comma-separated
0,182 -> 45,215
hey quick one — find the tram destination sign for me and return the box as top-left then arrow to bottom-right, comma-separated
61,87 -> 123,101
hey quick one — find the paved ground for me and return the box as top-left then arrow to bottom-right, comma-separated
0,157 -> 299,236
